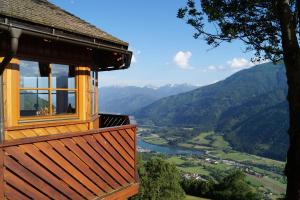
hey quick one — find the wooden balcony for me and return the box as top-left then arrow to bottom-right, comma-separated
99,113 -> 130,128
0,114 -> 139,200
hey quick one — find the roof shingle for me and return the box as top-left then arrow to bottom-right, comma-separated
0,0 -> 128,46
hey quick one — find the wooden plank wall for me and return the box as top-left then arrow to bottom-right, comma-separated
0,125 -> 138,200
5,123 -> 89,140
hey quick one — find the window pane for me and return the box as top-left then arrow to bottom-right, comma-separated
20,90 -> 49,116
90,71 -> 94,91
90,70 -> 98,115
20,60 -> 49,88
52,64 -> 75,89
52,91 -> 76,115
94,93 -> 97,114
90,92 -> 94,115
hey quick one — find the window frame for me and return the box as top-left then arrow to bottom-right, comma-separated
19,61 -> 79,120
90,70 -> 98,117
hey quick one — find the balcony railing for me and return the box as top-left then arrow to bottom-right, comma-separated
99,113 -> 130,128
0,116 -> 139,200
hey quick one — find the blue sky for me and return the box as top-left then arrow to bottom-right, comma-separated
50,0 -> 259,87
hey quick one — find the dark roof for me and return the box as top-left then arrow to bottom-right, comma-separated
0,0 -> 128,47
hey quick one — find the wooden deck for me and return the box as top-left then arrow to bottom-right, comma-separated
0,123 -> 139,200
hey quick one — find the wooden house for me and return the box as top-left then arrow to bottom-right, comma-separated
0,0 -> 139,199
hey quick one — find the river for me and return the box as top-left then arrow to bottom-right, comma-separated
137,138 -> 203,155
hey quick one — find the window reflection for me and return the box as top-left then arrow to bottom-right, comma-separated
52,91 -> 76,114
19,60 -> 77,118
20,61 -> 49,88
51,64 -> 75,89
20,90 -> 49,116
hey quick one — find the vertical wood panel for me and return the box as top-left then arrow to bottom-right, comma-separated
32,128 -> 49,136
20,129 -> 38,137
56,125 -> 70,133
5,123 -> 90,141
45,127 -> 60,135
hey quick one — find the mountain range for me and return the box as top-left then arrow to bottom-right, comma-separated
98,84 -> 197,114
134,62 -> 289,160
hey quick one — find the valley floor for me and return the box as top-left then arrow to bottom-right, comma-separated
138,126 -> 286,200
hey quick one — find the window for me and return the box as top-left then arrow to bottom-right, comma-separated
19,60 -> 77,117
90,70 -> 98,116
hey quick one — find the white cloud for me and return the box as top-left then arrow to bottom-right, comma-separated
208,65 -> 216,70
207,65 -> 225,71
226,57 -> 270,72
173,51 -> 192,69
227,57 -> 252,70
201,57 -> 268,73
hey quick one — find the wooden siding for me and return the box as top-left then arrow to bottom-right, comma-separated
5,123 -> 89,140
0,125 -> 139,200
91,115 -> 100,129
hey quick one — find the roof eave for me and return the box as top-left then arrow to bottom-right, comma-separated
0,16 -> 132,71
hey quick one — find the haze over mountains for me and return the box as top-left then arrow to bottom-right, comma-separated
98,84 -> 198,114
134,62 -> 289,160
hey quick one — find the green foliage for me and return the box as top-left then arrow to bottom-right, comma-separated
131,158 -> 185,200
181,170 -> 262,200
181,178 -> 214,198
213,170 -> 261,200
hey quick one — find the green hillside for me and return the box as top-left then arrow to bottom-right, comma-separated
134,62 -> 289,160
